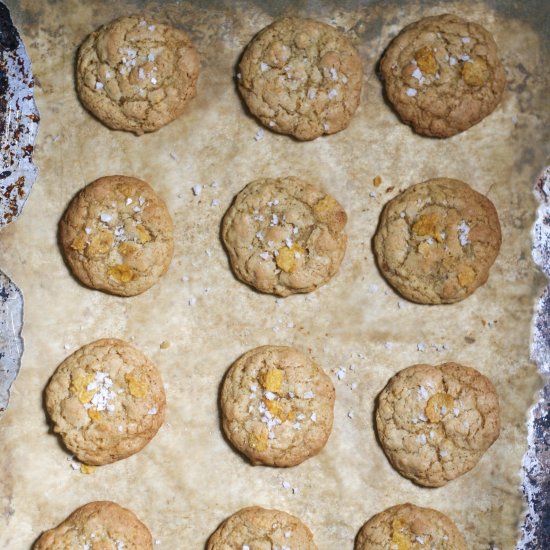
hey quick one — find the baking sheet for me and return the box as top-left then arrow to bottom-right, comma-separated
0,0 -> 549,548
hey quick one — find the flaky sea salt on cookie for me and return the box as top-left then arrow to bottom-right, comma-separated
34,501 -> 153,549
375,363 -> 500,487
76,15 -> 199,134
355,503 -> 467,549
207,506 -> 317,549
59,175 -> 174,297
238,17 -> 363,140
45,339 -> 166,466
222,176 -> 348,296
220,345 -> 335,467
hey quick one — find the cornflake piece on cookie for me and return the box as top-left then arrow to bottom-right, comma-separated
238,17 -> 363,140
76,15 -> 199,134
222,176 -> 347,296
220,345 -> 335,467
374,178 -> 501,304
375,362 -> 500,487
207,507 -> 317,549
45,338 -> 166,466
380,13 -> 505,137
355,503 -> 467,550
34,501 -> 153,549
59,175 -> 174,297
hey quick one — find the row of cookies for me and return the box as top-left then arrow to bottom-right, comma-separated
59,173 -> 501,305
76,14 -> 505,140
35,500 -> 469,549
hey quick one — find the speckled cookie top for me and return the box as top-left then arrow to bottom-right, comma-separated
374,178 -> 501,304
34,501 -> 153,549
222,177 -> 347,296
221,345 -> 335,467
76,15 -> 199,134
380,13 -> 505,137
45,338 -> 166,466
207,506 -> 317,549
355,503 -> 467,550
375,363 -> 500,487
238,17 -> 363,140
59,175 -> 174,297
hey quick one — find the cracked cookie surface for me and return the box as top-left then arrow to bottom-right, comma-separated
380,13 -> 505,137
222,177 -> 347,296
355,503 -> 467,550
375,363 -> 500,487
34,501 -> 153,550
76,15 -> 199,134
220,345 -> 335,467
238,17 -> 363,140
207,506 -> 317,549
45,339 -> 166,466
59,175 -> 174,297
373,178 -> 501,304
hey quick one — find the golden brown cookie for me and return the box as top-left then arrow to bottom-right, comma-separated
375,363 -> 500,487
59,175 -> 174,297
222,177 -> 347,296
373,178 -> 501,304
76,15 -> 199,134
207,506 -> 317,549
238,17 -> 363,140
34,501 -> 153,549
380,13 -> 505,137
45,338 -> 166,466
355,503 -> 467,550
220,345 -> 335,467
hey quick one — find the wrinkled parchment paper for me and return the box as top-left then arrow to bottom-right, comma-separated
1,1 -> 549,548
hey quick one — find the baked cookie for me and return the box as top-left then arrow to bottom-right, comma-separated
373,178 -> 501,304
238,17 -> 363,140
59,175 -> 174,297
76,15 -> 199,134
375,362 -> 500,487
220,345 -> 335,467
34,501 -> 153,549
355,503 -> 467,550
380,13 -> 505,137
222,177 -> 347,296
45,338 -> 166,466
207,506 -> 317,549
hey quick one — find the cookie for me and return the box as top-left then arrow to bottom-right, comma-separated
45,338 -> 166,466
220,345 -> 335,467
380,13 -> 505,137
34,501 -> 153,549
59,175 -> 174,297
355,503 -> 467,550
373,178 -> 501,304
238,17 -> 363,140
76,15 -> 199,134
375,362 -> 500,487
207,506 -> 317,549
222,177 -> 347,296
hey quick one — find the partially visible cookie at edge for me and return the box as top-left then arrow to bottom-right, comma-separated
59,175 -> 174,297
207,506 -> 317,549
45,338 -> 166,466
375,362 -> 500,487
238,17 -> 363,140
222,176 -> 348,296
34,501 -> 153,549
355,503 -> 467,549
76,15 -> 199,134
380,13 -> 505,137
220,345 -> 335,467
373,178 -> 501,304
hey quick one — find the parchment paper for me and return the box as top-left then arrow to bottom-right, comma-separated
0,1 -> 549,548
